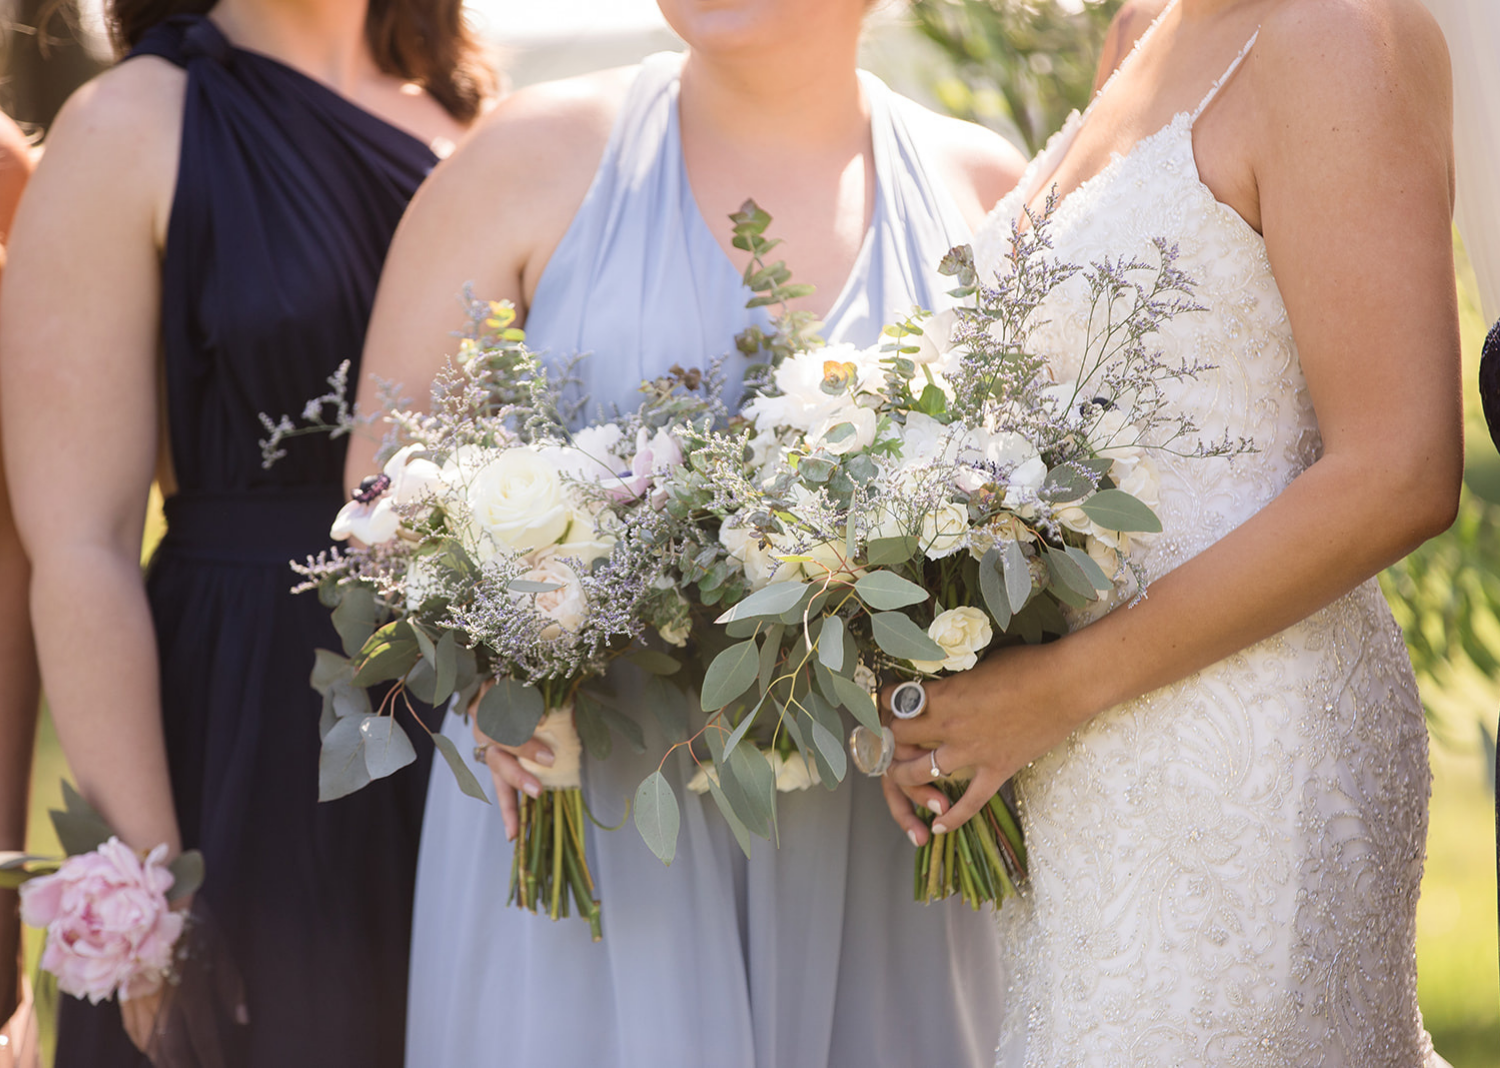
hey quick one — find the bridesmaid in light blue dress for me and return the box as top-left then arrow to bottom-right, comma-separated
353,5 -> 1026,1065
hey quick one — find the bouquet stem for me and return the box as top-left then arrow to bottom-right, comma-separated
914,782 -> 1027,909
510,787 -> 602,941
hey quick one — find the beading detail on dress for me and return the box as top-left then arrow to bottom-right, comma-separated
973,27 -> 1438,1068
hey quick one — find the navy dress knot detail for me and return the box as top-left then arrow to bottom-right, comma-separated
54,15 -> 439,1068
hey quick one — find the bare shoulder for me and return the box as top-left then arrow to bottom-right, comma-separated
442,64 -> 636,197
894,96 -> 1028,225
47,56 -> 184,158
1097,0 -> 1173,86
1255,0 -> 1449,97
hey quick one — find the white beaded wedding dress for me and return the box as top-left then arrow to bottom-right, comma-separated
971,7 -> 1441,1065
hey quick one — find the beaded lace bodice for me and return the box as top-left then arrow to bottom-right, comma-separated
972,10 -> 1437,1066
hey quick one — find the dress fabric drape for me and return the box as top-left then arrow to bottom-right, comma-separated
406,53 -> 1008,1068
53,17 -> 438,1067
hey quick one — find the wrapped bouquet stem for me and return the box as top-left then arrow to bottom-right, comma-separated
508,702 -> 603,941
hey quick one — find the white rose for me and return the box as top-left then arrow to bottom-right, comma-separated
793,539 -> 863,582
1117,455 -> 1161,509
658,614 -> 691,648
1086,537 -> 1120,580
516,557 -> 588,639
920,501 -> 970,560
404,552 -> 446,612
743,344 -> 881,434
966,518 -> 1036,561
540,423 -> 630,487
771,750 -> 818,792
1089,408 -> 1145,467
910,607 -> 993,674
517,706 -> 583,790
463,448 -> 571,559
549,506 -> 617,567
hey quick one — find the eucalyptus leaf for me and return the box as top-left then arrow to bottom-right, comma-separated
706,776 -> 755,859
808,716 -> 847,784
166,850 -> 206,903
507,579 -> 564,594
310,648 -> 353,694
870,612 -> 946,662
979,547 -> 1012,630
818,615 -> 845,672
634,771 -> 680,866
1040,464 -> 1093,503
722,743 -> 775,836
701,639 -> 761,711
1046,547 -> 1100,602
644,675 -> 689,741
352,621 -> 421,687
573,692 -> 612,761
331,586 -> 378,658
1001,538 -> 1033,615
409,621 -> 437,666
476,680 -> 546,747
580,689 -> 648,754
627,648 -> 683,676
404,658 -> 439,705
360,716 -> 418,779
715,580 -> 808,624
1065,545 -> 1114,591
49,810 -> 112,857
827,672 -> 880,732
318,715 -> 373,802
432,732 -> 492,803
864,535 -> 919,567
757,622 -> 784,696
60,780 -> 101,819
854,571 -> 930,610
1079,489 -> 1163,533
433,630 -> 460,705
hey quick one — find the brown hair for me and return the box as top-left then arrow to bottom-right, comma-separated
106,0 -> 494,122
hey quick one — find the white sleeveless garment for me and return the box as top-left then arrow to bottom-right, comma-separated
971,6 -> 1442,1064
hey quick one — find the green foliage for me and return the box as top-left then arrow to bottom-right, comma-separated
730,199 -> 824,367
910,0 -> 1124,155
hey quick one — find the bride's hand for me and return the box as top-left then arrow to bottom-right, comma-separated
468,681 -> 554,841
884,641 -> 1088,836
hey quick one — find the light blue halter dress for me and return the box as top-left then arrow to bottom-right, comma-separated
407,53 -> 1005,1068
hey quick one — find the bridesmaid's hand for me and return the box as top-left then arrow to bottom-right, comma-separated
884,642 -> 1089,835
468,682 -> 554,841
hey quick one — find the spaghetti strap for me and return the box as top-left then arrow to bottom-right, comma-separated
1191,28 -> 1261,123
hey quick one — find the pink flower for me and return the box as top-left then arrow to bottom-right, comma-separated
605,427 -> 686,508
19,839 -> 184,1004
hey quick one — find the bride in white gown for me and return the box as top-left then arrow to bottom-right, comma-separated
879,0 -> 1462,1063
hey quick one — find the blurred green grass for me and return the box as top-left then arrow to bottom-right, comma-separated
20,283 -> 1500,1065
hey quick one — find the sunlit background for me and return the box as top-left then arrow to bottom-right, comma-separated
2,1 -> 1496,1063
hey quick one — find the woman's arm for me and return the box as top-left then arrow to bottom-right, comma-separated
886,0 -> 1462,834
0,62 -> 184,865
0,109 -> 38,1030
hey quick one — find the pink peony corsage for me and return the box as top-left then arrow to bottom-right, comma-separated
19,837 -> 185,1004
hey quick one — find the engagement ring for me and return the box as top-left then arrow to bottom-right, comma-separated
472,744 -> 491,764
929,749 -> 943,780
890,679 -> 927,719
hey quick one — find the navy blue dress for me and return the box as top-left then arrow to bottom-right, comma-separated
54,17 -> 438,1067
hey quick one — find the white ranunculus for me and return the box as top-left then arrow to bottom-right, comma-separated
330,497 -> 399,544
463,448 -> 571,559
771,750 -> 817,792
517,706 -> 583,790
1086,537 -> 1120,580
1089,408 -> 1146,468
920,501 -> 970,560
812,405 -> 877,456
1117,455 -> 1161,509
910,607 -> 993,674
516,557 -> 588,639
909,308 -> 961,369
743,343 -> 881,434
540,424 -> 631,488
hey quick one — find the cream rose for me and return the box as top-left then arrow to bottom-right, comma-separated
722,521 -> 783,590
463,447 -> 571,559
920,501 -> 970,560
517,557 -> 588,639
911,606 -> 993,674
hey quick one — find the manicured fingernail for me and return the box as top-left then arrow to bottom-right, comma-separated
535,750 -> 555,767
927,798 -> 945,815
932,822 -> 948,835
907,829 -> 921,848
523,783 -> 541,798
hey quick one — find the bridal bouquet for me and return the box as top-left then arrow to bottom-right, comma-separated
1,784 -> 203,1005
634,201 -> 1237,908
293,303 -> 712,939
